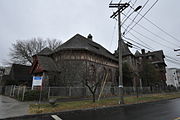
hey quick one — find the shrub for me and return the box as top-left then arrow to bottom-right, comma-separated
24,90 -> 48,101
166,85 -> 177,92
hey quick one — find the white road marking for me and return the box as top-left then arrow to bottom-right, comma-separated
51,115 -> 62,120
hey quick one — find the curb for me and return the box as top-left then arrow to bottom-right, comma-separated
1,96 -> 180,120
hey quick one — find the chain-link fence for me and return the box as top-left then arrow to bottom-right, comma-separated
0,85 -> 178,101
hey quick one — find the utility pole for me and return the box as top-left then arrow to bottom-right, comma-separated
109,2 -> 129,104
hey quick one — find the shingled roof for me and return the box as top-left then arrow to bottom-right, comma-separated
37,56 -> 58,72
54,34 -> 117,61
135,50 -> 141,56
8,64 -> 32,86
114,40 -> 133,57
37,47 -> 53,56
122,41 -> 133,56
135,50 -> 166,64
146,50 -> 165,63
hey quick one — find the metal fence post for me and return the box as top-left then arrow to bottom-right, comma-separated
12,85 -> 16,97
69,87 -> 71,97
48,87 -> 50,99
10,85 -> 13,96
22,86 -> 26,101
17,86 -> 20,98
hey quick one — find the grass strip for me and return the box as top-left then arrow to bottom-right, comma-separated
29,92 -> 180,114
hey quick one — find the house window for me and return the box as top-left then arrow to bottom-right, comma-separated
155,64 -> 158,68
148,56 -> 152,60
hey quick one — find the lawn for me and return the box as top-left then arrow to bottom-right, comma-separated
29,92 -> 180,114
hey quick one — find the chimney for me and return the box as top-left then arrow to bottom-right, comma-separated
87,34 -> 93,40
141,49 -> 145,54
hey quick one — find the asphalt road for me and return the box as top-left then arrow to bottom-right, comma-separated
0,95 -> 31,119
1,96 -> 180,120
59,98 -> 180,120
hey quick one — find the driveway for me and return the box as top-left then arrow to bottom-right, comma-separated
0,95 -> 32,119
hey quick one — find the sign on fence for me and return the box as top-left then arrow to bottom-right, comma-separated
32,76 -> 42,87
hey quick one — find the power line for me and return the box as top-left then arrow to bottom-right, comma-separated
124,39 -> 145,50
165,55 -> 180,62
125,0 -> 159,35
129,5 -> 180,43
122,25 -> 154,50
122,13 -> 179,47
122,35 -> 152,51
123,0 -> 150,34
124,37 -> 180,66
124,35 -> 180,66
122,0 -> 138,22
125,30 -> 155,50
165,58 -> 180,66
109,0 -> 180,66
124,24 -> 176,50
126,32 -> 180,63
122,28 -> 180,63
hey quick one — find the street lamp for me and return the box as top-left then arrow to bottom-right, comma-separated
121,6 -> 142,25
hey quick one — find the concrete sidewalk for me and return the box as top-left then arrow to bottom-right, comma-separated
0,95 -> 33,119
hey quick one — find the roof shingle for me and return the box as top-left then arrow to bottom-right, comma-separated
55,34 -> 117,61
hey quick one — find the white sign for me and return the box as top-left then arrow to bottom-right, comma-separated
32,76 -> 43,86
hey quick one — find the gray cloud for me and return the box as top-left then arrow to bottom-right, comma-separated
0,0 -> 180,68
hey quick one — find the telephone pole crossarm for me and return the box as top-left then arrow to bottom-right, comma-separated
109,3 -> 130,18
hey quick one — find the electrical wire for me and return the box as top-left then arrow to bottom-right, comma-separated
122,13 -> 179,47
122,27 -> 180,63
129,6 -> 180,43
126,34 -> 180,63
126,31 -> 155,50
122,35 -> 152,51
124,40 -> 142,50
122,0 -> 138,22
165,58 -> 180,66
109,0 -> 180,66
166,55 -> 180,62
124,36 -> 180,66
122,25 -> 154,50
125,25 -> 176,50
123,0 -> 150,34
125,0 -> 159,35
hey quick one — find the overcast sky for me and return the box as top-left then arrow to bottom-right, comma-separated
0,0 -> 180,68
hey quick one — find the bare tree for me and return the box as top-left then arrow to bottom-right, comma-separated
9,37 -> 62,65
85,80 -> 99,103
85,65 -> 100,102
47,38 -> 62,50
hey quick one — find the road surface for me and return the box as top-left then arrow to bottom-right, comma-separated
1,96 -> 180,120
59,98 -> 180,120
